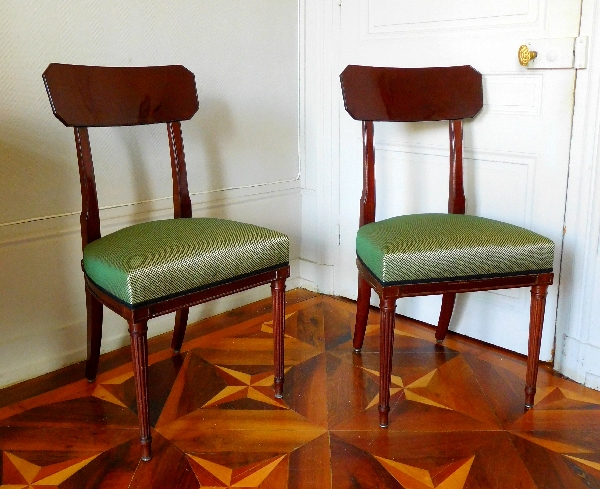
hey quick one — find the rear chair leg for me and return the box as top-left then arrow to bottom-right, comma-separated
171,307 -> 189,353
378,297 -> 397,428
354,276 -> 371,352
129,320 -> 152,461
85,289 -> 103,382
435,293 -> 456,343
525,284 -> 549,409
272,278 -> 286,398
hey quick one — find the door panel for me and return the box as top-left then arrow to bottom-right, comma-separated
368,0 -> 536,32
336,0 -> 581,359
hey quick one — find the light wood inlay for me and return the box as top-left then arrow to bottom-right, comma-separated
1,291 -> 600,488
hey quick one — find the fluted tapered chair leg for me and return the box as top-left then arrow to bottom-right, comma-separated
85,289 -> 103,382
525,284 -> 549,409
354,276 -> 371,352
129,320 -> 152,461
171,307 -> 189,353
272,278 -> 286,398
378,297 -> 396,428
435,292 -> 457,343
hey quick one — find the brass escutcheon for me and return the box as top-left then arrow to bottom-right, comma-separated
518,45 -> 538,67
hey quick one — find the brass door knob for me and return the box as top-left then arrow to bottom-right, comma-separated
518,45 -> 537,67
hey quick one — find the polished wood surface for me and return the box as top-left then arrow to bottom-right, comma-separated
1,291 -> 599,488
448,120 -> 466,215
340,65 -> 554,425
43,64 -> 290,461
340,65 -> 483,122
43,64 -> 199,127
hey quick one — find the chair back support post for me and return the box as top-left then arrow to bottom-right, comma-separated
167,121 -> 192,219
448,120 -> 466,215
74,127 -> 101,249
360,120 -> 376,227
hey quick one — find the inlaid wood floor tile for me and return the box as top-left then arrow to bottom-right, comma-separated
155,351 -> 229,427
509,432 -> 600,488
2,291 -> 600,487
331,431 -> 536,489
128,433 -> 199,489
282,353 -> 328,428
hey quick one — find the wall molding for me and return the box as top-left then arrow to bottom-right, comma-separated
0,184 -> 301,388
299,0 -> 340,295
360,0 -> 545,38
296,259 -> 334,293
0,179 -> 300,236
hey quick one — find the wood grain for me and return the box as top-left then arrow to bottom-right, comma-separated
2,292 -> 599,488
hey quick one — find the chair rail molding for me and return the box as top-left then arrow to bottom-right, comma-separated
0,186 -> 301,389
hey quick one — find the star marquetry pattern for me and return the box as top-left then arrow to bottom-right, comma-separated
360,367 -> 404,410
187,454 -> 286,488
202,366 -> 289,409
3,293 -> 600,487
260,313 -> 296,336
1,452 -> 98,488
533,385 -> 600,409
91,370 -> 135,407
375,455 -> 475,489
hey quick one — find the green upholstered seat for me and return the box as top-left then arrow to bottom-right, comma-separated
83,218 -> 289,306
356,213 -> 554,285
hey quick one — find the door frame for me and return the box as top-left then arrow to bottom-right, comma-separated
554,0 -> 600,386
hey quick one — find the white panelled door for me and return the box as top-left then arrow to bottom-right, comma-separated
335,0 -> 582,360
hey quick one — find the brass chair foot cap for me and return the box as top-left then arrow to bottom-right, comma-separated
354,348 -> 362,353
275,393 -> 283,399
436,339 -> 444,344
141,456 -> 152,462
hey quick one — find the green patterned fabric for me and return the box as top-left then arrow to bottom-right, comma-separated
356,213 -> 554,285
83,218 -> 289,306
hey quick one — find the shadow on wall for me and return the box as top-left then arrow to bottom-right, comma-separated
185,97 -> 233,210
120,127 -> 154,209
0,126 -> 79,224
0,130 -> 88,386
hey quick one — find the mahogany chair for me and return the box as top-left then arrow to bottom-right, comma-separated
340,65 -> 554,428
43,64 -> 290,461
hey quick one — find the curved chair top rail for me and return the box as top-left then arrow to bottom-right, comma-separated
43,64 -> 199,127
340,65 -> 483,122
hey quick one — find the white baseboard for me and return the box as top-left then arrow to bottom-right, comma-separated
560,335 -> 600,388
296,259 -> 334,294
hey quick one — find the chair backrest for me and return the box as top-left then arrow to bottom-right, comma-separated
340,65 -> 482,122
339,65 -> 483,226
43,64 -> 198,127
43,64 -> 199,249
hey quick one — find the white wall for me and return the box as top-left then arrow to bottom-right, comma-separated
0,1 -> 301,388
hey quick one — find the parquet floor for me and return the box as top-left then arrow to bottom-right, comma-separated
2,290 -> 600,488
